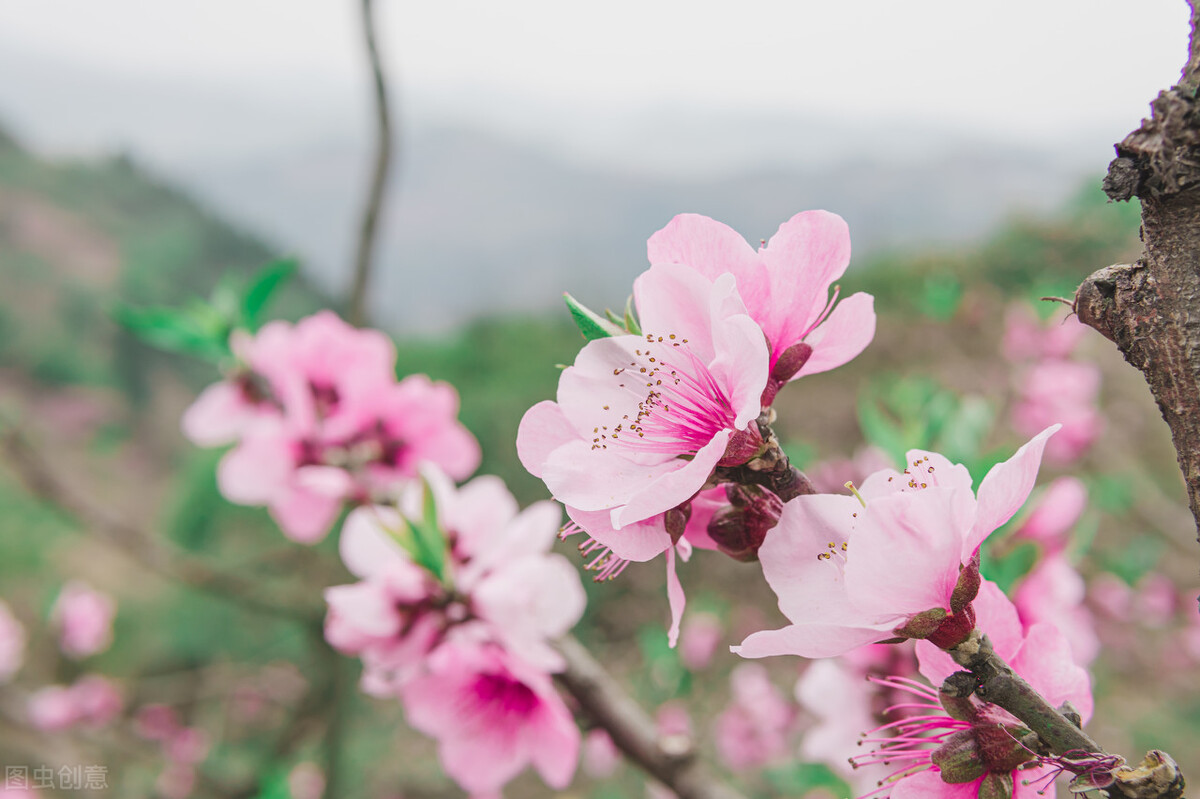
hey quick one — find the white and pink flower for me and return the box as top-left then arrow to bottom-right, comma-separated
735,427 -> 1058,659
400,640 -> 580,794
185,311 -> 480,543
647,211 -> 876,404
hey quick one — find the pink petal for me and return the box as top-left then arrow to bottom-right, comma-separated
1010,622 -> 1093,723
472,554 -> 586,645
890,770 -> 982,799
338,506 -> 413,578
634,263 -> 735,361
707,312 -> 771,429
759,210 -> 852,351
528,698 -> 582,788
611,430 -> 731,528
269,485 -> 342,543
666,545 -> 686,648
323,582 -> 401,638
845,487 -> 976,617
542,440 -> 677,513
217,434 -> 293,504
733,623 -> 891,659
647,213 -> 760,284
966,425 -> 1060,555
566,507 -> 672,562
181,382 -> 251,445
517,401 -> 578,479
793,292 -> 876,378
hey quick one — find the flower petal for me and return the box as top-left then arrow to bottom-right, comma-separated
966,425 -> 1060,555
794,292 -> 876,378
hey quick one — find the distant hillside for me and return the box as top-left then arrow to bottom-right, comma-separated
172,124 -> 1099,333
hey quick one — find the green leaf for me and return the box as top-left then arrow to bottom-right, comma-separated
623,295 -> 642,335
564,293 -> 626,341
980,540 -> 1038,594
763,762 -> 850,796
242,259 -> 298,329
250,769 -> 293,799
112,303 -> 231,362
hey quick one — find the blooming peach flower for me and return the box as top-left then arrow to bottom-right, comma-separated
400,640 -> 579,794
679,610 -> 724,670
325,468 -> 586,692
1002,305 -> 1088,363
713,663 -> 795,771
27,675 -> 123,731
842,582 -> 1091,799
647,211 -> 875,403
186,311 -> 480,543
52,581 -> 116,659
736,427 -> 1058,659
1011,477 -> 1087,553
1012,361 -> 1102,464
519,263 -> 768,529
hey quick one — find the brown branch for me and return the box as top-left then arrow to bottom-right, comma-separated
347,0 -> 395,326
1081,3 -> 1200,559
949,631 -> 1185,799
555,635 -> 746,799
0,427 -> 323,622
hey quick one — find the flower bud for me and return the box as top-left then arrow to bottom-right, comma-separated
706,485 -> 784,561
760,342 -> 813,406
978,771 -> 1014,799
950,552 -> 982,613
930,730 -> 986,783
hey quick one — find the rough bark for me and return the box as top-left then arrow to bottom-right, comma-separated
1077,1 -> 1200,552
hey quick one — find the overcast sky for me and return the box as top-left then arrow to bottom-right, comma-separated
0,0 -> 1190,145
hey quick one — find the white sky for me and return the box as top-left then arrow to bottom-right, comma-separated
0,0 -> 1190,143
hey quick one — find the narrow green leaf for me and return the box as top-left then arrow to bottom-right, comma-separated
112,304 -> 230,362
564,293 -> 625,341
623,295 -> 641,335
242,259 -> 298,329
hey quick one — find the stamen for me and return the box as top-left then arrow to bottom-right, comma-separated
845,480 -> 867,508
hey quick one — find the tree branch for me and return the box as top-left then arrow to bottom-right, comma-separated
949,631 -> 1185,799
1078,2 -> 1200,557
555,635 -> 746,799
347,0 -> 395,326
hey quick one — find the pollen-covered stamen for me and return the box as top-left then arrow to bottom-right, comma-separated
560,522 -> 629,582
899,456 -> 935,491
594,334 -> 738,456
816,540 -> 849,564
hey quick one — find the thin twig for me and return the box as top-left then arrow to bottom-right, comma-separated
555,635 -> 746,799
348,0 -> 395,326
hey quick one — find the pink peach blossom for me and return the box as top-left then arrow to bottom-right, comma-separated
1013,552 -> 1099,665
582,728 -> 622,778
1133,573 -> 1178,627
186,311 -> 480,543
852,581 -> 1092,799
713,663 -> 794,771
1002,305 -> 1088,363
519,263 -> 768,530
0,600 -> 25,683
325,468 -> 586,693
736,427 -> 1058,659
647,212 -> 876,402
1088,573 -> 1133,621
52,581 -> 116,659
679,611 -> 724,671
1012,360 -> 1102,464
400,640 -> 579,794
1011,476 -> 1087,553
794,642 -> 920,796
27,675 -> 123,731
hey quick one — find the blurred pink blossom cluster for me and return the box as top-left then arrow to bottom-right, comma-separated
52,581 -> 116,659
324,467 -> 585,794
519,212 -> 876,642
713,663 -> 796,771
1004,305 -> 1103,464
134,704 -> 211,799
27,675 -> 123,732
183,310 -> 480,542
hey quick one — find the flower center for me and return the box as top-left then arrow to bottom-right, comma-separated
595,333 -> 736,456
473,672 -> 538,717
